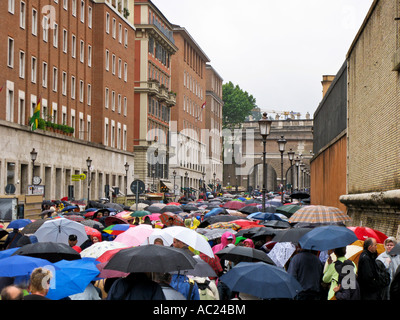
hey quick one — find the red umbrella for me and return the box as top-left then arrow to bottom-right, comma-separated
347,227 -> 388,244
159,212 -> 184,227
223,201 -> 246,210
167,202 -> 181,206
84,226 -> 102,241
64,215 -> 85,222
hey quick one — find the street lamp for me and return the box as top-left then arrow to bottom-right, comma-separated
86,157 -> 92,203
258,112 -> 272,212
202,171 -> 206,200
184,171 -> 188,199
30,148 -> 38,186
124,162 -> 129,204
287,148 -> 295,194
294,156 -> 300,191
172,170 -> 176,199
277,136 -> 287,204
213,172 -> 216,194
299,162 -> 305,191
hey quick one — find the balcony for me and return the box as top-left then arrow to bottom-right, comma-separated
158,85 -> 169,101
166,92 -> 177,106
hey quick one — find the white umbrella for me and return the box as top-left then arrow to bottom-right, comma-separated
80,241 -> 129,259
34,218 -> 88,246
161,226 -> 214,258
143,228 -> 173,247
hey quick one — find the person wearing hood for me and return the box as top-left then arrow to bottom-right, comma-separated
211,231 -> 236,254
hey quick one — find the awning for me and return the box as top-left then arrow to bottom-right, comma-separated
160,180 -> 174,191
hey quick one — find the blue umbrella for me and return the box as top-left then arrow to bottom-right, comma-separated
298,225 -> 358,251
0,247 -> 19,260
46,258 -> 100,300
204,207 -> 224,219
7,219 -> 32,229
61,205 -> 78,212
0,255 -> 52,277
247,212 -> 283,221
220,261 -> 303,299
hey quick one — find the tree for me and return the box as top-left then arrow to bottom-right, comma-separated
222,81 -> 257,129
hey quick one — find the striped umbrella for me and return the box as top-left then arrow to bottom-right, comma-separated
288,205 -> 351,224
159,212 -> 184,227
103,224 -> 133,236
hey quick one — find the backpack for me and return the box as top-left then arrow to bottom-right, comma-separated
375,259 -> 390,288
196,280 -> 217,300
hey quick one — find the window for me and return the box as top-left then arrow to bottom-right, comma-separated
71,76 -> 76,99
62,106 -> 67,125
63,29 -> 68,53
124,28 -> 128,47
117,94 -> 121,113
71,34 -> 76,58
8,0 -> 15,14
112,18 -> 116,39
18,93 -> 25,125
72,0 -> 76,16
32,9 -> 38,35
42,62 -> 48,88
88,7 -> 92,28
123,125 -> 127,150
80,40 -> 84,62
124,62 -> 127,82
7,38 -> 14,68
88,45 -> 92,67
6,86 -> 14,122
111,91 -> 115,111
80,0 -> 85,22
106,12 -> 110,34
104,118 -> 109,145
79,80 -> 84,102
20,1 -> 26,29
31,56 -> 37,83
118,23 -> 122,43
53,23 -> 58,47
43,16 -> 49,42
51,102 -> 57,123
105,87 -> 109,108
118,59 -> 122,78
87,84 -> 91,105
105,49 -> 109,71
123,97 -> 127,116
79,116 -> 84,139
63,0 -> 68,10
19,51 -> 25,78
52,67 -> 58,92
112,54 -> 115,75
111,121 -> 115,147
62,71 -> 67,95
87,116 -> 91,141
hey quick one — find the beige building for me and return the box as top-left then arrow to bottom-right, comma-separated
340,0 -> 400,236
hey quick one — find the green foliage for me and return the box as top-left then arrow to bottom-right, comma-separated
222,81 -> 257,129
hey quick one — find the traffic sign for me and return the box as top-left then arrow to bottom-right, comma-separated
72,174 -> 86,181
130,179 -> 145,195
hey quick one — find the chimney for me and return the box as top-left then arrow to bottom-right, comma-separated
321,75 -> 335,98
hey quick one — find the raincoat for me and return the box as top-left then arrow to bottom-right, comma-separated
211,231 -> 236,254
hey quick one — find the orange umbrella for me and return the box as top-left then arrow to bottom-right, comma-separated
347,227 -> 388,244
159,212 -> 184,227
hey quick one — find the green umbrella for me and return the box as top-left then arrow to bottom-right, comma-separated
275,205 -> 301,218
130,210 -> 151,217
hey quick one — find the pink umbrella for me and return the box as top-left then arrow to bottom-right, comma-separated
223,201 -> 246,210
146,213 -> 161,221
114,224 -> 154,246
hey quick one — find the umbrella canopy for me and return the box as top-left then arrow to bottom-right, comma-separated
159,212 -> 185,227
199,215 -> 246,228
0,247 -> 19,260
223,201 -> 246,210
197,228 -> 237,241
7,219 -> 32,229
216,245 -> 276,265
80,241 -> 128,259
172,255 -> 217,278
145,213 -> 161,221
0,255 -> 52,277
160,205 -> 183,213
220,261 -> 303,299
261,220 -> 291,229
130,210 -> 151,218
34,218 -> 88,246
145,205 -> 163,213
63,214 -> 85,222
272,227 -> 313,243
247,212 -> 283,221
347,226 -> 388,244
13,242 -> 81,263
239,206 -> 261,214
182,204 -> 198,212
130,203 -> 149,211
102,224 -> 133,236
104,216 -> 129,227
80,219 -> 104,231
288,205 -> 351,224
161,226 -> 214,258
46,258 -> 100,300
298,225 -> 358,251
289,191 -> 310,199
104,245 -> 197,273
84,226 -> 102,240
114,224 -> 154,246
275,204 -> 302,218
21,219 -> 49,235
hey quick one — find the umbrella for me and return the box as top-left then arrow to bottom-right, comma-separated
223,201 -> 246,210
199,215 -> 247,228
160,205 -> 183,213
261,220 -> 291,229
46,258 -> 100,300
203,207 -> 226,219
347,226 -> 388,244
13,242 -> 81,263
159,212 -> 185,226
21,219 -> 49,235
7,219 -> 32,229
247,212 -> 283,221
145,205 -> 163,213
161,226 -> 214,258
290,191 -> 310,199
0,227 -> 8,239
0,255 -> 52,277
63,214 -> 85,222
288,205 -> 351,224
197,228 -> 237,241
102,224 -> 133,236
106,203 -> 124,211
167,202 -> 181,206
80,241 -> 128,259
145,213 -> 161,221
172,255 -> 217,277
114,224 -> 154,246
272,227 -> 313,243
298,225 -> 358,251
34,218 -> 88,246
220,261 -> 303,299
144,228 -> 173,246
239,206 -> 261,214
255,204 -> 277,213
275,204 -> 301,218
216,245 -> 276,265
104,216 -> 129,227
80,219 -> 104,230
84,226 -> 102,239
251,227 -> 281,239
130,210 -> 151,218
61,205 -> 79,212
104,245 -> 197,273
130,203 -> 149,211
0,247 -> 19,260
205,222 -> 241,231
182,204 -> 198,212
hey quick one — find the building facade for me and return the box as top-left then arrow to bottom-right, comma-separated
133,0 -> 177,193
0,0 -> 135,201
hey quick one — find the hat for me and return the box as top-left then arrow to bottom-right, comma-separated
227,235 -> 233,240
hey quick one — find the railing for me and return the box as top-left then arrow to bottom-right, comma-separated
152,19 -> 175,45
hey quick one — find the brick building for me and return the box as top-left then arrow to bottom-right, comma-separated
0,0 -> 135,203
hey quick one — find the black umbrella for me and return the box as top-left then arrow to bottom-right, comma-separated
289,191 -> 310,199
145,205 -> 163,213
216,246 -> 276,265
239,206 -> 260,214
261,220 -> 291,229
160,205 -> 182,213
21,219 -> 49,235
272,227 -> 313,243
104,245 -> 197,273
251,227 -> 282,239
182,204 -> 198,212
12,242 -> 81,263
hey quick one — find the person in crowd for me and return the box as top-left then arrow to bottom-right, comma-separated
3,228 -> 22,250
169,273 -> 200,300
243,239 -> 255,248
0,285 -> 24,300
153,273 -> 186,300
332,259 -> 360,300
287,248 -> 323,300
172,238 -> 194,256
68,234 -> 78,247
377,237 -> 399,299
358,237 -> 383,300
23,267 -> 52,300
154,238 -> 164,246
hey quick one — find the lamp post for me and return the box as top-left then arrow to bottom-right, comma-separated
124,162 -> 129,204
184,171 -> 188,199
277,136 -> 287,204
213,172 -> 216,194
86,157 -> 92,203
172,170 -> 176,199
300,163 -> 305,191
287,148 -> 295,194
30,148 -> 38,186
202,171 -> 206,200
294,156 -> 300,191
258,112 -> 272,213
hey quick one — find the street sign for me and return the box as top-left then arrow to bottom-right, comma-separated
130,179 -> 145,195
72,174 -> 86,181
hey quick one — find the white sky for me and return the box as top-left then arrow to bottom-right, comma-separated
152,0 -> 374,118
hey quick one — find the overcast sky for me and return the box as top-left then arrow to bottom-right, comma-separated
152,0 -> 374,118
